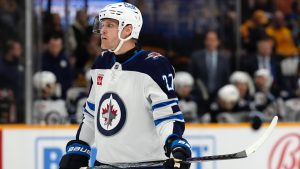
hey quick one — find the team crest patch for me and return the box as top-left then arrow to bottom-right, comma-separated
146,52 -> 163,60
97,92 -> 126,136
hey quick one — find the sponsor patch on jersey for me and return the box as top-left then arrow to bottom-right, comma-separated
97,74 -> 104,86
145,52 -> 163,60
97,92 -> 126,136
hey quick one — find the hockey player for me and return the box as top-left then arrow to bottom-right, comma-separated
32,71 -> 68,124
174,71 -> 199,122
59,2 -> 191,169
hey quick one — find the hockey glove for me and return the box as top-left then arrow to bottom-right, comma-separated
59,140 -> 91,169
163,135 -> 192,169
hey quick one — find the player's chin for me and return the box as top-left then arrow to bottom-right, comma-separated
101,44 -> 109,50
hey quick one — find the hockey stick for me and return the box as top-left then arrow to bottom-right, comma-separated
82,116 -> 278,169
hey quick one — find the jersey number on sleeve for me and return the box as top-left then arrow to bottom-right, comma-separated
162,74 -> 174,91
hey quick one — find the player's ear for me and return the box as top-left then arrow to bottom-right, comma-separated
122,24 -> 133,38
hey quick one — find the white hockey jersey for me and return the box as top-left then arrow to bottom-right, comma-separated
77,49 -> 186,163
33,99 -> 68,124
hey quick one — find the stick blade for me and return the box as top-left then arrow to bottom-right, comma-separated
245,116 -> 278,156
187,115 -> 278,162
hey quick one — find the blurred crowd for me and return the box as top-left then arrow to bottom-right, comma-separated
0,0 -> 300,124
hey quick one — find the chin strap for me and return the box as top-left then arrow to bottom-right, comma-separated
109,39 -> 125,54
109,28 -> 133,54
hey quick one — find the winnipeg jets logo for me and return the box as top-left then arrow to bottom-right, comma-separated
101,95 -> 118,129
97,93 -> 126,136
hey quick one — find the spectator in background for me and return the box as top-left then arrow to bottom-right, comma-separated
32,71 -> 68,124
174,71 -> 199,123
273,0 -> 293,16
43,13 -> 64,42
218,5 -> 237,54
229,71 -> 255,112
241,37 -> 282,95
241,0 -> 275,22
253,69 -> 276,112
253,69 -> 287,121
189,30 -> 231,108
68,9 -> 91,72
211,83 -> 266,124
266,10 -> 298,58
41,35 -> 73,99
240,10 -> 269,54
0,0 -> 23,51
192,6 -> 219,49
210,84 -> 246,123
288,1 -> 300,47
279,56 -> 300,100
0,0 -> 18,29
262,2 -> 300,122
33,71 -> 59,100
0,40 -> 24,123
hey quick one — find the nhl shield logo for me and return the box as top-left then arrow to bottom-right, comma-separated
97,92 -> 126,136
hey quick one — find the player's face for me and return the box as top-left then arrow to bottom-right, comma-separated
176,85 -> 192,98
11,42 -> 23,59
48,38 -> 63,57
205,31 -> 219,51
255,76 -> 268,90
100,19 -> 119,50
235,82 -> 248,98
257,40 -> 273,57
220,100 -> 235,111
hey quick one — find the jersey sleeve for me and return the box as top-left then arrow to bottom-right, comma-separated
143,55 -> 185,145
75,71 -> 96,145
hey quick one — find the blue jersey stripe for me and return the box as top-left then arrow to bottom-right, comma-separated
154,113 -> 184,126
152,100 -> 178,110
87,101 -> 95,111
